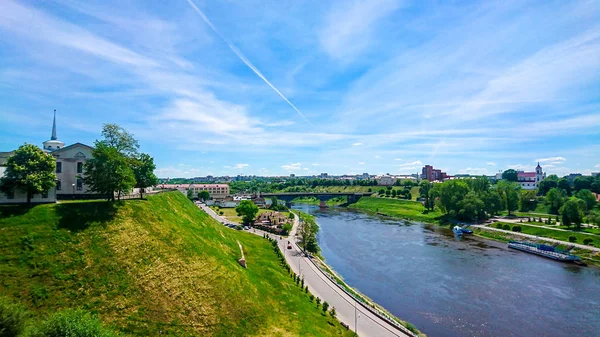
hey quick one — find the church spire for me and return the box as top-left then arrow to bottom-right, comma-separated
51,109 -> 57,140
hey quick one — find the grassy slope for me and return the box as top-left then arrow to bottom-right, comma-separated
211,207 -> 290,224
0,192 -> 352,337
281,185 -> 420,200
494,222 -> 598,244
349,197 -> 443,223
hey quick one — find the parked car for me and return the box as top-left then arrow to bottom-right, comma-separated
341,322 -> 349,330
287,244 -> 292,249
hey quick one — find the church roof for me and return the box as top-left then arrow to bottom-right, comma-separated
51,142 -> 94,154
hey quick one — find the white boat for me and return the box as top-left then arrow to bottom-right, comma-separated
452,226 -> 463,235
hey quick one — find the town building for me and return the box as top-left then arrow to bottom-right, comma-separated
159,183 -> 230,199
1,111 -> 97,203
516,163 -> 545,190
377,174 -> 397,186
421,165 -> 447,182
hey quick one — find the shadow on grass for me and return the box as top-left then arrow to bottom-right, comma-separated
0,205 -> 34,218
55,201 -> 120,232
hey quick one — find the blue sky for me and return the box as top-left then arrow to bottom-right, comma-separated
1,0 -> 599,178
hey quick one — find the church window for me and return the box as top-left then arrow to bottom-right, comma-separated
56,162 -> 62,173
77,162 -> 83,174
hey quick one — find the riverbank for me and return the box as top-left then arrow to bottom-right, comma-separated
293,196 -> 347,206
349,197 -> 600,267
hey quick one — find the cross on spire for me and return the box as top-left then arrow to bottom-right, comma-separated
51,109 -> 57,140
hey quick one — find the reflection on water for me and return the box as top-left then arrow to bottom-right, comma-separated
292,204 -> 600,337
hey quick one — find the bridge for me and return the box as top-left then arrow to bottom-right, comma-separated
260,192 -> 372,207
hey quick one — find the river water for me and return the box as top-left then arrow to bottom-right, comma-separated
292,204 -> 600,337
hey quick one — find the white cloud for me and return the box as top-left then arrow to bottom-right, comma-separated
536,157 -> 566,165
352,142 -> 362,146
394,158 -> 402,161
595,164 -> 600,168
265,120 -> 295,127
359,162 -> 365,165
374,155 -> 381,159
508,164 -> 529,170
282,163 -> 302,171
397,160 -> 422,167
319,0 -> 401,59
459,167 -> 488,175
487,162 -> 497,166
311,163 -> 320,166
224,164 -> 249,169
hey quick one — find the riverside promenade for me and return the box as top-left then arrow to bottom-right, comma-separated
197,203 -> 413,337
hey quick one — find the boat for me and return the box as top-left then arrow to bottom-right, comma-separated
507,241 -> 582,263
452,226 -> 463,235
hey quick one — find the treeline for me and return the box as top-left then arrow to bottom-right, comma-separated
229,178 -> 417,194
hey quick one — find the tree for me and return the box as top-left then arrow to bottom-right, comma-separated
482,190 -> 503,216
497,181 -> 520,216
100,123 -> 139,156
575,189 -> 596,212
437,180 -> 470,216
458,191 -> 486,221
546,188 -> 565,214
186,189 -> 194,200
322,301 -> 329,313
84,142 -> 135,201
560,198 -> 586,229
537,175 -> 558,196
391,189 -> 397,198
198,190 -> 210,201
591,175 -> 600,194
419,181 -> 434,211
518,190 -> 537,212
557,178 -> 571,196
574,176 -> 594,193
0,144 -> 56,204
501,169 -> 518,182
131,153 -> 158,199
236,200 -> 259,225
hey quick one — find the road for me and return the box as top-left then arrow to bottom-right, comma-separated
472,225 -> 600,252
196,203 -> 412,337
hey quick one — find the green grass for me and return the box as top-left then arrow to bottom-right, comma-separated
493,222 -> 597,245
349,197 -> 444,223
0,192 -> 353,337
211,207 -> 290,224
292,196 -> 347,206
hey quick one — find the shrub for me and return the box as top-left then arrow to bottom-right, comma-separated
405,322 -> 419,334
583,238 -> 593,245
569,235 -> 577,243
219,211 -> 224,216
0,297 -> 29,337
315,298 -> 321,307
496,223 -> 504,229
502,224 -> 511,230
25,309 -> 117,337
329,307 -> 336,318
322,301 -> 329,313
512,225 -> 522,232
309,294 -> 314,302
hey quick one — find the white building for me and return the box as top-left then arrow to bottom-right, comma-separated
0,111 -> 96,203
160,183 -> 230,199
517,163 -> 545,190
377,174 -> 397,186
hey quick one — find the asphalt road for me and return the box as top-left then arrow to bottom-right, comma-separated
197,203 -> 412,337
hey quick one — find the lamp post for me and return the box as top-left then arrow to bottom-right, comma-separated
72,183 -> 75,200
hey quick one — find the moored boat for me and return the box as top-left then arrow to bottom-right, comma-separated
508,241 -> 582,263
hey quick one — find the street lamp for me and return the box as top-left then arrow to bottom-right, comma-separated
355,310 -> 360,335
72,183 -> 75,199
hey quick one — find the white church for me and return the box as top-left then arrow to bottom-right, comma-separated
0,111 -> 95,204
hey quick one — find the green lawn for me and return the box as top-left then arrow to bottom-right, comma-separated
493,222 -> 597,245
292,196 -> 347,206
0,192 -> 352,337
349,197 -> 444,223
211,207 -> 290,224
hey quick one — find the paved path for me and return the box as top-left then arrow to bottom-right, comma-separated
197,203 -> 412,337
472,225 -> 600,252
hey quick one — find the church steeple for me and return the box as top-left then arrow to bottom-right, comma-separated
51,109 -> 57,140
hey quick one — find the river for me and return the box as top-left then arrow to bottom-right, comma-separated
292,204 -> 600,337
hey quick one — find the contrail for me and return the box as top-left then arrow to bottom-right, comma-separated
185,0 -> 312,126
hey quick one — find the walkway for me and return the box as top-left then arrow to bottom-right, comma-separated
196,203 -> 412,337
472,225 -> 600,253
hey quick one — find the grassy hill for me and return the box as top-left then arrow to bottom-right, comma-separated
0,192 -> 353,336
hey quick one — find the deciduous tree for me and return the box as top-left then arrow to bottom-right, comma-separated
575,189 -> 596,212
236,200 -> 259,225
560,198 -> 586,229
501,169 -> 518,182
497,181 -> 520,216
198,190 -> 210,201
84,142 -> 135,201
537,175 -> 558,196
546,188 -> 565,214
131,153 -> 158,199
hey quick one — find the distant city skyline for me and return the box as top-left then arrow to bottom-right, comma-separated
1,0 -> 599,178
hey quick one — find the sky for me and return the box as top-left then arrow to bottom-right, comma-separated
1,0 -> 599,178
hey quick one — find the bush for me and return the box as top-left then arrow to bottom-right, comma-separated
502,224 -> 511,230
496,223 -> 504,229
219,211 -> 224,216
309,294 -> 314,302
569,235 -> 577,243
322,301 -> 329,313
583,238 -> 593,245
315,298 -> 321,307
25,309 -> 117,337
512,225 -> 522,232
329,307 -> 336,318
0,297 -> 29,337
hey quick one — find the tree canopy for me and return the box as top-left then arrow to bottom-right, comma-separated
560,198 -> 586,229
0,144 -> 56,204
236,200 -> 259,225
537,175 -> 558,195
501,169 -> 518,182
546,188 -> 565,214
496,180 -> 520,216
132,153 -> 158,199
198,190 -> 210,201
575,189 -> 596,212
